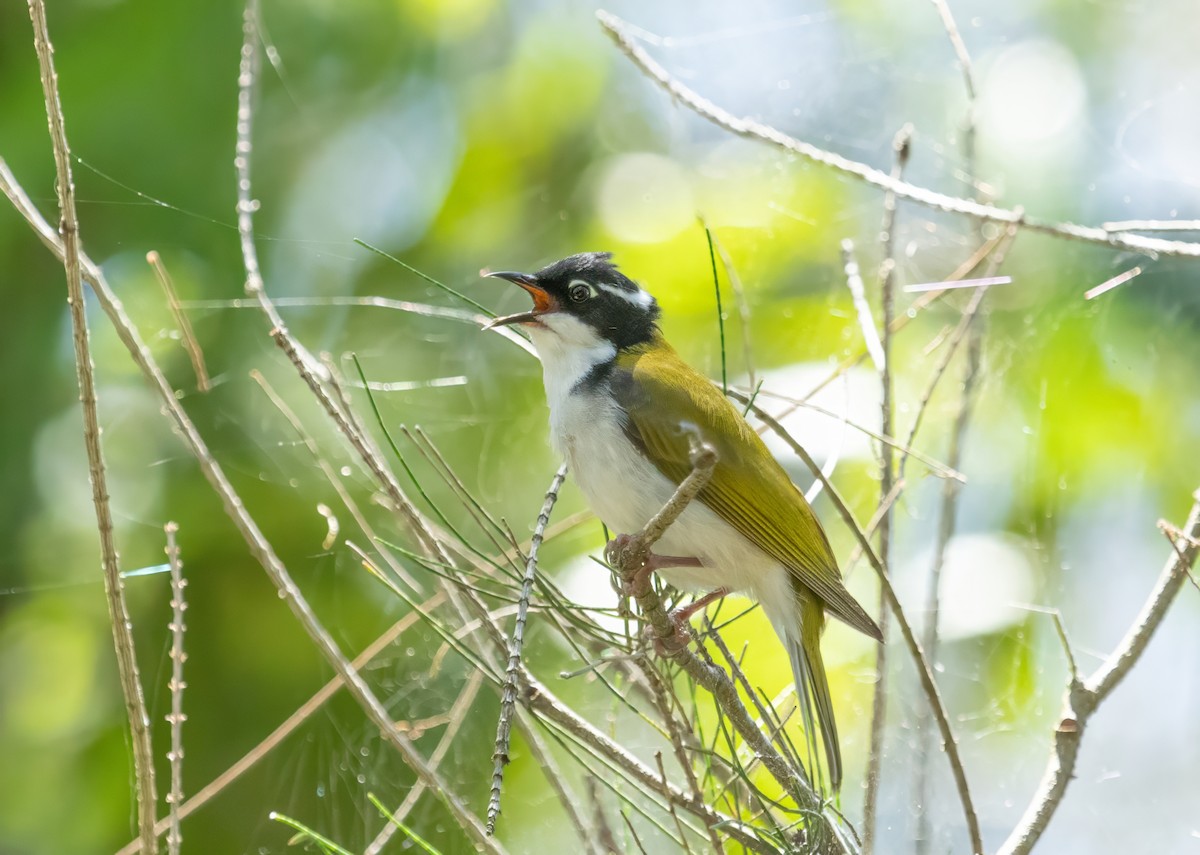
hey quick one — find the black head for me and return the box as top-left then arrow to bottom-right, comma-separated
484,252 -> 660,349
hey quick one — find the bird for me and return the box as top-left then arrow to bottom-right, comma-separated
483,251 -> 882,791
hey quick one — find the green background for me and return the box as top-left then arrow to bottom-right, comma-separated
0,0 -> 1197,852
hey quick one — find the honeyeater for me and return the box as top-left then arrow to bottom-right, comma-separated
484,252 -> 882,791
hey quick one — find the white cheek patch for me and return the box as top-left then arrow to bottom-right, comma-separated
598,282 -> 654,310
538,312 -> 608,348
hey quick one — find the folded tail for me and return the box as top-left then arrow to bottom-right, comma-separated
766,594 -> 842,793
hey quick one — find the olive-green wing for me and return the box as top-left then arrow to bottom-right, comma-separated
612,340 -> 881,641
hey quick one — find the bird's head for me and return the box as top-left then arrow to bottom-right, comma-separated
483,252 -> 660,351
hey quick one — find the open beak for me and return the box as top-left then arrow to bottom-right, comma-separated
482,270 -> 556,329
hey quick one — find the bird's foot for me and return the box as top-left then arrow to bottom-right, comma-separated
605,533 -> 703,596
645,588 -> 730,656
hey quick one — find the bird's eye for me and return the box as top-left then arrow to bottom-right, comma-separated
568,281 -> 593,303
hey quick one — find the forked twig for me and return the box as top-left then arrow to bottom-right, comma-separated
26,4 -> 159,852
998,495 -> 1200,855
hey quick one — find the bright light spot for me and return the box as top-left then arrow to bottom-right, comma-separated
979,39 -> 1086,146
596,153 -> 694,243
902,533 -> 1037,641
755,363 -> 880,467
556,553 -> 625,636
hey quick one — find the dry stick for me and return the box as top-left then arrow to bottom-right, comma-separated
928,0 -> 980,195
113,603 -> 439,855
907,223 -> 1018,854
840,240 -> 885,372
608,440 -> 855,855
595,11 -> 1200,259
997,492 -> 1200,855
249,369 -> 422,592
0,157 -> 500,852
164,524 -> 187,855
147,251 -> 211,391
1157,520 -> 1200,594
489,463 -> 568,834
364,669 -> 485,855
641,662 -> 726,853
730,393 -> 983,855
862,124 -> 910,855
25,6 -> 159,854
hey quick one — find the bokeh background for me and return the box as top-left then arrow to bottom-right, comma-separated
1,0 -> 1198,853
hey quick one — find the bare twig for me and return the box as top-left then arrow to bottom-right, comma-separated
928,0 -> 980,193
840,239 -> 886,372
489,463 -> 568,834
1083,265 -> 1144,301
249,369 -> 422,593
998,494 -> 1200,855
596,10 -> 1200,259
862,124 -> 910,855
26,5 -> 158,853
1102,219 -> 1200,232
732,392 -> 983,855
164,524 -> 187,855
147,251 -> 211,391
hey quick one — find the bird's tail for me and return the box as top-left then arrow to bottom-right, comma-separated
767,597 -> 841,793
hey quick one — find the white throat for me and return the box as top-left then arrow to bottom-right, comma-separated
526,314 -> 617,454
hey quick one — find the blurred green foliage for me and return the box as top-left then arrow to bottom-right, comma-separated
1,1 -> 1198,853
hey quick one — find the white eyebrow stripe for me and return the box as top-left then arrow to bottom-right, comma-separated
598,282 -> 654,309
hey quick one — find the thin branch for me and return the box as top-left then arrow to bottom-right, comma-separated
840,240 -> 885,372
164,523 -> 187,855
147,251 -> 211,391
928,0 -> 979,193
489,463 -> 568,834
731,392 -> 983,855
862,123 -> 910,855
998,493 -> 1200,855
595,10 -> 1200,259
26,5 -> 159,853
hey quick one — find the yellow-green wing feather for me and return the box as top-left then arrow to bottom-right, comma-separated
612,336 -> 882,641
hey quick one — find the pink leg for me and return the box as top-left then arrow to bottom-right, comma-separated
672,588 -> 730,624
605,533 -> 703,595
